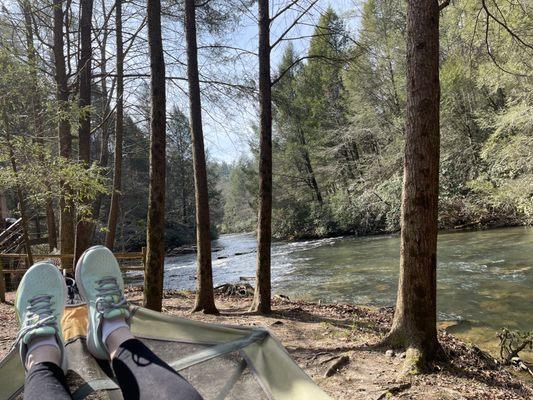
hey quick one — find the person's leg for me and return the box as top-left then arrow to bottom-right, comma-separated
15,263 -> 72,400
76,246 -> 203,400
24,362 -> 71,400
109,336 -> 203,400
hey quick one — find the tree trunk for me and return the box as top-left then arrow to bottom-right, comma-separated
93,15 -> 111,227
181,183 -> 187,224
304,151 -> 322,204
297,127 -> 322,204
105,0 -> 123,251
382,0 -> 441,374
185,0 -> 218,314
251,0 -> 272,314
20,0 -> 58,251
143,0 -> 166,312
44,196 -> 58,251
53,0 -> 75,267
74,0 -> 94,264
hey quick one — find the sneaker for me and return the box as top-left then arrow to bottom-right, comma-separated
75,245 -> 130,360
15,262 -> 68,372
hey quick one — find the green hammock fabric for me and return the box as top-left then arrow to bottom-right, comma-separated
0,305 -> 330,400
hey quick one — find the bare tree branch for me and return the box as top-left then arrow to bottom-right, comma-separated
270,0 -> 319,50
481,0 -> 532,77
439,0 -> 451,11
481,0 -> 533,50
271,54 -> 354,86
270,0 -> 299,22
95,72 -> 255,92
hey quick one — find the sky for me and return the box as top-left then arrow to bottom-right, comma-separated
196,0 -> 362,164
0,0 -> 362,164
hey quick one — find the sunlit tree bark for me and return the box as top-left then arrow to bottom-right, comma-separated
251,0 -> 273,314
143,0 -> 167,311
106,0 -> 124,251
382,0 -> 442,374
185,0 -> 218,314
53,0 -> 75,267
74,0 -> 95,264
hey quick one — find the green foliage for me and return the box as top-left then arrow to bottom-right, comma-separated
0,47 -> 107,222
1,0 -> 531,248
0,138 -> 108,216
256,0 -> 533,239
272,199 -> 337,239
219,156 -> 257,233
207,159 -> 228,238
329,174 -> 402,235
114,106 -> 227,250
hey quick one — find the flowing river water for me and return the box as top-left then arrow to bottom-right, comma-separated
136,226 -> 533,358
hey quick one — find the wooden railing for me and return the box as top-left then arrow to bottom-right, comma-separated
0,215 -> 50,255
0,218 -> 23,254
0,248 -> 146,302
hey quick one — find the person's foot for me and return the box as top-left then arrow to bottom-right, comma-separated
15,262 -> 67,372
75,246 -> 130,360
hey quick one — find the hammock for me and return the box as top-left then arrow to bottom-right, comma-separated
0,304 -> 330,400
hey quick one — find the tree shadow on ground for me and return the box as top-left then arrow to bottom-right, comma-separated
267,303 -> 390,334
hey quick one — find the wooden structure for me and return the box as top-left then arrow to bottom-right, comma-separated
0,249 -> 146,302
0,216 -> 49,253
0,217 -> 147,302
0,218 -> 24,254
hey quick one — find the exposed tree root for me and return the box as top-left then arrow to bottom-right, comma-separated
324,355 -> 350,377
497,328 -> 532,363
377,329 -> 446,377
214,283 -> 254,297
376,383 -> 412,399
249,294 -> 272,314
401,347 -> 427,376
191,303 -> 220,315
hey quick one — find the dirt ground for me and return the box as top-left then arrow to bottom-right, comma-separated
1,288 -> 532,400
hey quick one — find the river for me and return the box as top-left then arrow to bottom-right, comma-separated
136,226 -> 533,357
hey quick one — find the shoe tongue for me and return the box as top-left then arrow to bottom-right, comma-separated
23,326 -> 56,344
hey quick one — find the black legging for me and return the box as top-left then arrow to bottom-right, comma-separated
24,338 -> 203,400
25,362 -> 71,400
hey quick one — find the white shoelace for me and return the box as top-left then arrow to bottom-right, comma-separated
12,295 -> 57,352
94,277 -> 128,315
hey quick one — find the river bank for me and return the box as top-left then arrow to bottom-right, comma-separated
223,219 -> 531,246
1,288 -> 532,399
160,227 -> 533,361
271,203 -> 531,242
